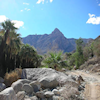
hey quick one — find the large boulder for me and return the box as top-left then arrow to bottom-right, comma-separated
39,74 -> 59,88
0,87 -> 17,100
11,79 -> 31,94
0,83 -> 6,92
11,80 -> 23,94
22,83 -> 33,94
17,79 -> 31,84
21,68 -> 74,88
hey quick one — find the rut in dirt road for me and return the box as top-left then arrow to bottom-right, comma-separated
84,82 -> 100,100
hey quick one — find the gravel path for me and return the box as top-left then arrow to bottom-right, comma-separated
66,70 -> 100,100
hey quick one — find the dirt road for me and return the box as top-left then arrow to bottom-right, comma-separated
69,70 -> 100,100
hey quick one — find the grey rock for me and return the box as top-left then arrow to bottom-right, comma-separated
65,80 -> 79,88
53,96 -> 64,100
11,80 -> 23,93
21,69 -> 27,79
0,77 -> 4,83
17,79 -> 31,84
43,88 -> 51,92
70,95 -> 84,100
39,75 -> 59,88
36,91 -> 44,98
53,96 -> 59,100
71,87 -> 80,95
44,91 -> 54,98
0,83 -> 6,92
0,87 -> 17,100
22,83 -> 33,94
30,81 -> 41,92
21,68 -> 72,88
24,98 -> 31,100
59,87 -> 66,93
16,91 -> 25,100
62,68 -> 66,71
30,96 -> 38,100
52,89 -> 60,95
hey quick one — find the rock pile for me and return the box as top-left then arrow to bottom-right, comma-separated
0,68 -> 85,100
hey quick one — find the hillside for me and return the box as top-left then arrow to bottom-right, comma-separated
80,35 -> 100,72
22,28 -> 92,54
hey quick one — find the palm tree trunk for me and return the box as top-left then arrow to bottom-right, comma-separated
0,30 -> 9,76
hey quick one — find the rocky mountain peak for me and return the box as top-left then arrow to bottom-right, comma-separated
50,28 -> 64,37
22,28 -> 92,54
54,28 -> 60,32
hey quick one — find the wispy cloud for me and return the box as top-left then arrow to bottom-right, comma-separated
20,10 -> 23,12
25,8 -> 27,10
36,0 -> 53,4
98,4 -> 100,6
0,15 -> 24,28
36,0 -> 44,4
50,0 -> 53,3
23,2 -> 29,5
86,13 -> 100,25
24,8 -> 30,11
27,9 -> 30,11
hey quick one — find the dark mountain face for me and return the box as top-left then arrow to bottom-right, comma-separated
22,28 -> 92,54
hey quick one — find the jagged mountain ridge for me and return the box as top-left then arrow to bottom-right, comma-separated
22,28 -> 92,54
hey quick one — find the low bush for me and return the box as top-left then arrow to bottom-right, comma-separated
4,68 -> 22,87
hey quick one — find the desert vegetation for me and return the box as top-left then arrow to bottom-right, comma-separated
42,51 -> 67,70
0,20 -> 100,79
0,20 -> 42,77
0,20 -> 100,100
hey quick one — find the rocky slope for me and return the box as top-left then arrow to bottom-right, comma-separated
0,68 -> 85,100
22,28 -> 92,54
1,68 -> 100,100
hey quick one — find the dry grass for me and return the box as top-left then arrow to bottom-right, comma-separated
4,68 -> 22,87
80,57 -> 100,71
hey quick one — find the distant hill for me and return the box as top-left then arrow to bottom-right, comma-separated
22,28 -> 92,54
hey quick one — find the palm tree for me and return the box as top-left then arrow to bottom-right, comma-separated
0,20 -> 21,76
5,32 -> 22,68
19,44 -> 38,68
43,51 -> 67,69
0,20 -> 18,60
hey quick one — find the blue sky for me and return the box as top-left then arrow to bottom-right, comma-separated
0,0 -> 100,39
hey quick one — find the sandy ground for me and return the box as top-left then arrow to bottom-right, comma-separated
68,70 -> 100,100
